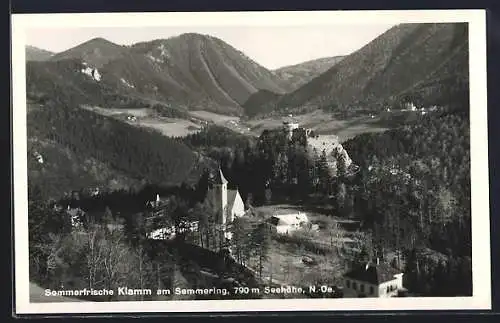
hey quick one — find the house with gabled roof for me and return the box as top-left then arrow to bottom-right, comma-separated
342,259 -> 405,298
267,212 -> 310,235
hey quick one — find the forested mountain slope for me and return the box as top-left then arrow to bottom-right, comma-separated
273,56 -> 345,91
27,101 -> 205,200
244,23 -> 469,116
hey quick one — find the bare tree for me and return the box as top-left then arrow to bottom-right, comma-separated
33,233 -> 64,284
85,221 -> 104,290
101,228 -> 130,293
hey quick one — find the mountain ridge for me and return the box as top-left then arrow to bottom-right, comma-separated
273,56 -> 345,91
49,37 -> 129,68
41,33 -> 294,115
26,45 -> 54,61
243,23 -> 469,116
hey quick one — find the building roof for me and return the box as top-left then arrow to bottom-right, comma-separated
344,262 -> 402,285
227,189 -> 241,211
268,216 -> 281,226
271,213 -> 308,226
213,168 -> 228,185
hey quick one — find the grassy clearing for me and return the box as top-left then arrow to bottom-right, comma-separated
134,118 -> 201,137
246,110 -> 389,142
80,105 -> 202,137
189,110 -> 240,124
189,110 -> 254,135
247,204 -> 353,288
80,105 -> 151,118
254,240 -> 346,288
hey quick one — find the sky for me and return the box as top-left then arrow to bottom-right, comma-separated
26,24 -> 395,70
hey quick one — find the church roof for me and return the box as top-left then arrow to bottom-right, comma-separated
344,262 -> 402,285
227,189 -> 240,210
213,168 -> 228,185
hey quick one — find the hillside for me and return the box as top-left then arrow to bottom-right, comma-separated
27,99 -> 207,200
342,108 -> 471,296
241,89 -> 283,117
27,136 -> 142,201
126,33 -> 292,114
49,37 -> 128,68
26,45 -> 54,61
273,56 -> 345,91
26,59 -> 190,118
44,33 -> 294,116
244,23 -> 469,116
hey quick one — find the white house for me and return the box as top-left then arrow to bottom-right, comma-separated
147,227 -> 176,240
342,260 -> 405,298
268,212 -> 309,235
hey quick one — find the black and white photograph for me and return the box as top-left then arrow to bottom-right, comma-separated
12,10 -> 490,314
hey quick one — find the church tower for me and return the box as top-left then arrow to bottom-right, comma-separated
212,168 -> 228,225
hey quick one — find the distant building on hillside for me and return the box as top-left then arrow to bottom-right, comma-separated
403,101 -> 418,111
283,118 -> 299,139
342,259 -> 406,298
145,194 -> 172,218
146,193 -> 162,208
33,151 -> 44,164
205,168 -> 245,228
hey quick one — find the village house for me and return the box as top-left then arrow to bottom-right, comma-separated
267,212 -> 309,235
33,151 -> 44,164
146,193 -> 163,209
342,259 -> 406,298
66,205 -> 85,228
145,169 -> 245,241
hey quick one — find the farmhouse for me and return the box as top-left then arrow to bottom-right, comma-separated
267,212 -> 309,235
205,168 -> 245,226
342,259 -> 405,298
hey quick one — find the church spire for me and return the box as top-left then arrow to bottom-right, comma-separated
214,167 -> 228,185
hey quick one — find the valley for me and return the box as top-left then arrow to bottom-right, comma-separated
245,110 -> 390,142
25,22 -> 472,302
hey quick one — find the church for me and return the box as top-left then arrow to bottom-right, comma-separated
205,168 -> 246,226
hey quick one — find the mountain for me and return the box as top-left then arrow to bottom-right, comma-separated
49,37 -> 129,68
241,89 -> 283,117
44,33 -> 293,115
244,23 -> 469,116
126,33 -> 292,114
273,56 -> 345,91
26,45 -> 54,61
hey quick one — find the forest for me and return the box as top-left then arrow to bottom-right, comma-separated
181,125 -> 252,148
174,107 -> 473,296
28,179 -> 272,301
27,59 -> 190,118
26,71 -> 472,297
27,100 -> 203,196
